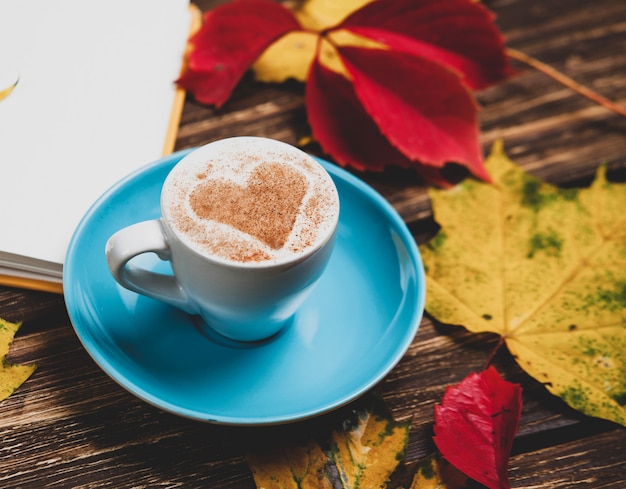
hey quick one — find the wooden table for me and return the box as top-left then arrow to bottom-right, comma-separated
1,0 -> 625,487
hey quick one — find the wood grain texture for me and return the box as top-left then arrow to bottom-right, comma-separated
1,0 -> 625,487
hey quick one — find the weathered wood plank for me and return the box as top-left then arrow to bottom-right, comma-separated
508,428 -> 626,489
1,317 -> 621,488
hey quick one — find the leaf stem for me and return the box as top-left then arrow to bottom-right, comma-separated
482,336 -> 506,371
506,47 -> 626,118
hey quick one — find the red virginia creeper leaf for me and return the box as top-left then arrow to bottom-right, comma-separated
179,0 -> 514,183
307,57 -> 409,172
336,45 -> 491,181
433,366 -> 522,489
306,58 -> 453,186
177,0 -> 300,107
337,0 -> 514,90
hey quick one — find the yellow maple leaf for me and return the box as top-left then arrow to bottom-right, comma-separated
420,140 -> 626,426
247,400 -> 409,488
0,318 -> 36,401
252,0 -> 382,83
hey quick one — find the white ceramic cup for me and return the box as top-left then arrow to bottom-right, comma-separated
105,137 -> 340,342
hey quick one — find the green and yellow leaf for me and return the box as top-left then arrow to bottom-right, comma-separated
247,400 -> 409,489
420,140 -> 626,426
1,317 -> 36,401
330,408 -> 410,488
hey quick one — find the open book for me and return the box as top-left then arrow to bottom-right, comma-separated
0,0 -> 197,293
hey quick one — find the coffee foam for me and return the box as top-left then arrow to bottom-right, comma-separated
162,138 -> 339,265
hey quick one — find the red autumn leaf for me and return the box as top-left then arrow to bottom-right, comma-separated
178,0 -> 514,185
176,0 -> 300,107
336,45 -> 490,181
306,58 -> 453,186
433,366 -> 522,489
307,57 -> 409,172
337,0 -> 514,90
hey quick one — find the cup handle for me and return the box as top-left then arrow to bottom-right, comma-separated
105,219 -> 194,313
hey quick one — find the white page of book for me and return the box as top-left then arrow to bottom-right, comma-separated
0,0 -> 191,279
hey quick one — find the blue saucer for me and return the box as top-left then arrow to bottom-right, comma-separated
64,149 -> 425,425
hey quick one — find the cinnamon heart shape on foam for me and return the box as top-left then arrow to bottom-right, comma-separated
189,162 -> 308,249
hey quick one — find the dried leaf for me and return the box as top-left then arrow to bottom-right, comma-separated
420,140 -> 626,426
247,400 -> 409,489
432,367 -> 522,489
0,318 -> 36,401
